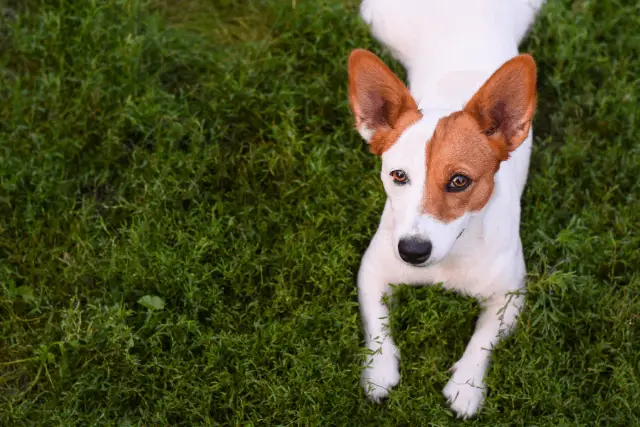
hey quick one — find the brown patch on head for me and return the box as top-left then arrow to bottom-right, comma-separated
422,54 -> 537,221
348,49 -> 421,155
423,112 -> 501,221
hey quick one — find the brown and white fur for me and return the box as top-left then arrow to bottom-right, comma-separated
350,0 -> 545,418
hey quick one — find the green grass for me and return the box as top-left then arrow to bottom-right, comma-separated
1,0 -> 639,424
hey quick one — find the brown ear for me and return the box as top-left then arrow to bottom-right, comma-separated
348,49 -> 418,148
464,54 -> 537,161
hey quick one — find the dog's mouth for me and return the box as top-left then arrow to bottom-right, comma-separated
455,228 -> 465,241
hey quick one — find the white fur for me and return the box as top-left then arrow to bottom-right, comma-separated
357,0 -> 545,418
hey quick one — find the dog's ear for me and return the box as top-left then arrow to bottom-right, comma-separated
348,49 -> 418,151
464,54 -> 537,161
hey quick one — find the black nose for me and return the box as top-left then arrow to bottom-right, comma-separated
398,238 -> 432,265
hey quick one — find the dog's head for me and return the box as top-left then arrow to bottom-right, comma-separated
348,49 -> 536,266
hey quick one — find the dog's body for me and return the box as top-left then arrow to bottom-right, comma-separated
350,0 -> 546,418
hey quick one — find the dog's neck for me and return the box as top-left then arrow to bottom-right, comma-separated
410,68 -> 491,113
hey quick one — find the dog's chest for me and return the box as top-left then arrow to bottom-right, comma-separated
402,239 -> 508,297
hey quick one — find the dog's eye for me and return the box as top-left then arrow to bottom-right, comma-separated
446,174 -> 471,192
390,170 -> 408,185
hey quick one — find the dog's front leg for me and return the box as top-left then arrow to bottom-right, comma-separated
443,291 -> 524,419
358,252 -> 400,402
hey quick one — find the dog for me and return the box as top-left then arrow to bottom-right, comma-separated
349,0 -> 546,418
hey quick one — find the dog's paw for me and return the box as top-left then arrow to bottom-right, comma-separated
443,379 -> 485,419
361,346 -> 400,402
443,362 -> 486,419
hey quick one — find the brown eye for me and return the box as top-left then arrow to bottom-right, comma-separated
446,174 -> 471,192
390,170 -> 408,185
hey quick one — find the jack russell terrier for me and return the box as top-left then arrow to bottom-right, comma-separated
349,0 -> 546,418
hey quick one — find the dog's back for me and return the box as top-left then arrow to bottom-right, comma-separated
360,0 -> 545,88
361,0 -> 545,53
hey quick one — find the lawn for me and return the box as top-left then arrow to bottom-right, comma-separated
1,0 -> 639,425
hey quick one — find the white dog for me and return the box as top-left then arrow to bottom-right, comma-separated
349,0 -> 546,418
